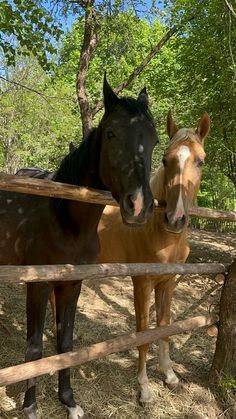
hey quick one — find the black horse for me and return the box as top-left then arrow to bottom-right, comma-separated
2,75 -> 158,418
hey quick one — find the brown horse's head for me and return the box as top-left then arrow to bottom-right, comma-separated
162,111 -> 210,233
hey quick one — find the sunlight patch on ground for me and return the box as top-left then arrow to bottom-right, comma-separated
0,387 -> 16,412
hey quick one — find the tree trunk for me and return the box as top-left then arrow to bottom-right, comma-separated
210,259 -> 236,385
76,2 -> 98,137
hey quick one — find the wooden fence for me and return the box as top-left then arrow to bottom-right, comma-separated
0,173 -> 234,387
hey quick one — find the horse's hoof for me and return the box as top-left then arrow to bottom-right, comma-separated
138,390 -> 154,406
66,405 -> 90,419
165,380 -> 184,393
23,403 -> 37,419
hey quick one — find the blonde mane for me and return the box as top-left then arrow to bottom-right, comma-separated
168,128 -> 201,147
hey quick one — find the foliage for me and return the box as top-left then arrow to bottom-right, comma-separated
166,1 -> 236,198
219,373 -> 236,399
58,13 -> 181,163
0,0 -> 63,68
0,56 -> 79,173
0,1 -> 235,212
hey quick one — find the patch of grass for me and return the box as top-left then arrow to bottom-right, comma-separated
219,374 -> 236,399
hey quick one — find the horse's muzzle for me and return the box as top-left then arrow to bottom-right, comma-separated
164,212 -> 187,233
120,192 -> 154,226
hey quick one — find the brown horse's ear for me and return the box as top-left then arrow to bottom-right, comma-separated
137,87 -> 148,108
196,112 -> 210,141
167,110 -> 178,139
103,73 -> 119,112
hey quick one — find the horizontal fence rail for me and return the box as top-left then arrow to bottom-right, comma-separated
0,263 -> 228,283
0,315 -> 216,386
188,206 -> 236,222
0,173 -> 235,222
0,173 -> 116,206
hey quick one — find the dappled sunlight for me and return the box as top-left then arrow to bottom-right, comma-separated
0,229 -> 235,417
0,387 -> 16,413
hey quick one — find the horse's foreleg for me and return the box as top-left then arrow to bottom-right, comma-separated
155,278 -> 180,389
133,277 -> 153,404
55,281 -> 88,419
49,289 -> 57,337
23,283 -> 50,419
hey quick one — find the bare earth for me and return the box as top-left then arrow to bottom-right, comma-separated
0,229 -> 235,419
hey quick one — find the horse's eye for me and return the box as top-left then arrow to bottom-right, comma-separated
106,130 -> 114,139
162,158 -> 167,167
196,159 -> 204,167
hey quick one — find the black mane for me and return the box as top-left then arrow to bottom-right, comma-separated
54,128 -> 98,186
117,97 -> 155,126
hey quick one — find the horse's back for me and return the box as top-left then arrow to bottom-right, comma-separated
0,191 -> 54,264
0,190 -> 102,265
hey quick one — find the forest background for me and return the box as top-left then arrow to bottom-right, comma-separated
0,0 -> 236,215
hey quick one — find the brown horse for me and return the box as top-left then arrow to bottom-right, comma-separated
97,111 -> 210,404
0,75 -> 158,419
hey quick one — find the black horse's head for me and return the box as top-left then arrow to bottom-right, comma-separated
99,75 -> 158,226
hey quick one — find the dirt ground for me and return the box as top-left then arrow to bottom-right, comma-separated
0,229 -> 235,419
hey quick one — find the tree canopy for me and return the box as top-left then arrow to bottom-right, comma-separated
0,0 -> 235,212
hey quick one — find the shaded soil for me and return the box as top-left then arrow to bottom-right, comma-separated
0,229 -> 235,418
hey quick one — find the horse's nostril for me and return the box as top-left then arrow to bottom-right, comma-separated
175,214 -> 186,230
123,194 -> 134,215
148,199 -> 154,214
164,212 -> 169,223
164,212 -> 186,232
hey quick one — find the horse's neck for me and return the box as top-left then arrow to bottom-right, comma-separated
55,127 -> 105,189
83,126 -> 106,189
52,127 -> 106,234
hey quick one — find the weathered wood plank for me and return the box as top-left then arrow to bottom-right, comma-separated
0,173 -> 116,206
0,263 -> 227,283
189,206 -> 236,222
0,315 -> 216,386
0,173 -> 235,221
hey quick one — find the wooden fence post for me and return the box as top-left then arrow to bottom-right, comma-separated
210,259 -> 236,386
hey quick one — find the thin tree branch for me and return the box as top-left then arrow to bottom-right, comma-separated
224,0 -> 236,18
0,75 -> 72,102
91,16 -> 195,117
0,75 -> 50,101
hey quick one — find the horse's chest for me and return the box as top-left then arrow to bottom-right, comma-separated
154,233 -> 188,263
49,230 -> 100,264
24,220 -> 100,265
0,194 -> 102,265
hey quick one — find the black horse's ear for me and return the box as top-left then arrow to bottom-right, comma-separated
69,142 -> 76,152
103,73 -> 119,112
137,87 -> 149,108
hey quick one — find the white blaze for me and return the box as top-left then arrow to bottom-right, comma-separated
132,187 -> 144,217
176,145 -> 191,215
138,144 -> 144,153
